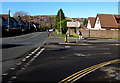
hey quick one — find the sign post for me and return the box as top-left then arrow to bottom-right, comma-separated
67,21 -> 80,43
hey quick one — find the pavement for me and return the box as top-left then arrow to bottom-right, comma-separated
1,35 -> 119,83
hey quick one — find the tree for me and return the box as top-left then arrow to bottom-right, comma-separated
55,9 -> 65,31
57,19 -> 72,34
83,19 -> 87,25
13,11 -> 30,20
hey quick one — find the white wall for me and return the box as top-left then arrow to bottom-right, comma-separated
87,19 -> 99,30
94,17 -> 101,30
86,20 -> 91,29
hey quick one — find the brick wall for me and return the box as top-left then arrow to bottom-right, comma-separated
67,29 -> 120,38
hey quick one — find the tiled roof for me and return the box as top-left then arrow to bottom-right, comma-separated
114,15 -> 120,18
97,14 -> 118,28
88,17 -> 96,28
21,18 -> 28,23
0,14 -> 9,19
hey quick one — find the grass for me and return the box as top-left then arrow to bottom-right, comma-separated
57,34 -> 79,37
112,38 -> 120,40
69,35 -> 79,37
57,34 -> 66,37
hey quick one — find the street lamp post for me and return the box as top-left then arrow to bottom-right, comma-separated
29,10 -> 32,30
7,9 -> 10,31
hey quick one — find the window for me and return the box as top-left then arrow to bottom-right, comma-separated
97,20 -> 99,24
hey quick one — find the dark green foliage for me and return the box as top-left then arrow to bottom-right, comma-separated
55,9 -> 72,34
83,19 -> 87,25
55,9 -> 65,30
56,19 -> 72,34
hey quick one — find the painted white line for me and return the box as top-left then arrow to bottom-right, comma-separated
74,53 -> 87,57
2,73 -> 8,76
28,54 -> 32,56
26,63 -> 30,66
34,47 -> 40,52
31,52 -> 35,54
30,58 -> 35,62
11,76 -> 17,79
25,55 -> 30,59
65,46 -> 71,48
21,68 -> 26,70
10,68 -> 15,70
16,62 -> 21,66
24,48 -> 45,67
22,58 -> 26,62
33,55 -> 38,59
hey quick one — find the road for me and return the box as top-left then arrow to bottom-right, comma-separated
2,32 -> 49,74
2,36 -> 119,83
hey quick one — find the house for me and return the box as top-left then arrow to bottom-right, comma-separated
94,14 -> 120,30
86,17 -> 96,30
17,16 -> 26,31
21,18 -> 29,30
0,14 -> 18,30
0,15 -> 7,28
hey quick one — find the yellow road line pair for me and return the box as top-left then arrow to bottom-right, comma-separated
58,59 -> 120,83
59,43 -> 91,45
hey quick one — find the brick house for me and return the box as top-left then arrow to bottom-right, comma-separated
94,14 -> 120,30
0,14 -> 18,30
86,14 -> 120,30
86,17 -> 96,30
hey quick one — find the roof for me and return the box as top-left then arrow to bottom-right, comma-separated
21,18 -> 28,23
0,14 -> 9,19
0,15 -> 6,21
97,14 -> 118,28
114,15 -> 120,18
10,17 -> 18,23
88,17 -> 96,28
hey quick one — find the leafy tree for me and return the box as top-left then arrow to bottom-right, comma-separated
57,19 -> 72,34
55,9 -> 65,31
83,19 -> 87,25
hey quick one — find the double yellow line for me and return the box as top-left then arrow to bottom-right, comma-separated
59,43 -> 92,45
58,59 -> 120,83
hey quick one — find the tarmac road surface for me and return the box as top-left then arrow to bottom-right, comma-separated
2,37 -> 119,83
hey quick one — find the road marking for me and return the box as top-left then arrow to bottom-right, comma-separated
3,37 -> 48,83
74,53 -> 87,57
65,46 -> 71,48
111,44 -> 120,45
22,58 -> 26,62
16,62 -> 21,66
24,48 -> 45,67
11,76 -> 17,79
21,68 -> 26,70
10,68 -> 15,70
25,56 -> 30,59
59,43 -> 94,45
59,43 -> 120,46
2,73 -> 8,76
58,59 -> 120,83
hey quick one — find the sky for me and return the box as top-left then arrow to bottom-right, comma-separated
1,2 -> 119,18
1,0 -> 120,2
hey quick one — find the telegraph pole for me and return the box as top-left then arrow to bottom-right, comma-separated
59,10 -> 62,34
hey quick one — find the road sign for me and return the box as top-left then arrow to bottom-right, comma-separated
67,21 -> 80,27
